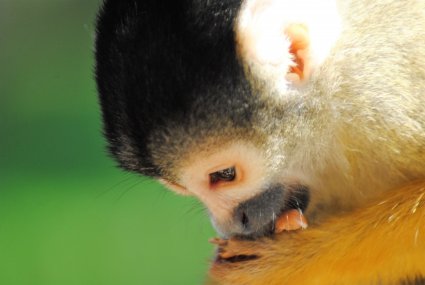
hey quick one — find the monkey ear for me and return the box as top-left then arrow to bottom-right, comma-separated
284,23 -> 310,82
236,0 -> 342,92
159,179 -> 192,196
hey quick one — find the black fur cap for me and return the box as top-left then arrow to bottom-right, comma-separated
95,0 -> 258,177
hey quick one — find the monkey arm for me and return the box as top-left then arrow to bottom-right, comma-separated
210,181 -> 425,285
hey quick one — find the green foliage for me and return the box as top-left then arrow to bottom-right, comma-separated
0,1 -> 215,284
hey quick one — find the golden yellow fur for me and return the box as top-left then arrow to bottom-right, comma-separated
210,181 -> 425,285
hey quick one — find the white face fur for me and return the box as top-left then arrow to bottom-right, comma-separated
181,143 -> 269,233
161,140 -> 311,237
161,142 -> 268,235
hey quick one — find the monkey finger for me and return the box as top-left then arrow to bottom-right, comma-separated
215,238 -> 261,261
209,237 -> 228,246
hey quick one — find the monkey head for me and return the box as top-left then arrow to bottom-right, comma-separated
95,0 -> 346,238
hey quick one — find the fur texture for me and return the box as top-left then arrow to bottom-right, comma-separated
96,0 -> 254,179
96,0 -> 425,223
210,181 -> 425,285
95,0 -> 425,282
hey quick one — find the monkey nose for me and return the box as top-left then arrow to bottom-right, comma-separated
232,185 -> 285,237
230,184 -> 310,238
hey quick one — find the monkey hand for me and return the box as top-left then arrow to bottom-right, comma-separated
210,237 -> 261,264
209,233 -> 306,285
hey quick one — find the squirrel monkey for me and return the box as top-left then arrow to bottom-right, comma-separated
96,0 -> 425,283
95,0 -> 425,280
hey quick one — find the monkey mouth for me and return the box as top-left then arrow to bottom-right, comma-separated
262,185 -> 310,236
273,187 -> 310,234
231,184 -> 310,239
211,187 -> 310,264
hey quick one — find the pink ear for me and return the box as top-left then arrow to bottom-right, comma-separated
159,179 -> 192,196
238,21 -> 312,83
285,23 -> 311,82
235,2 -> 297,92
235,0 -> 341,93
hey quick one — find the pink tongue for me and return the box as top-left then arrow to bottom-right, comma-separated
274,209 -> 308,233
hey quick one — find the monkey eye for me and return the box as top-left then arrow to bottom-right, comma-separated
209,167 -> 236,185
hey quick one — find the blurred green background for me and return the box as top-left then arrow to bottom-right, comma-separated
0,1 -> 215,284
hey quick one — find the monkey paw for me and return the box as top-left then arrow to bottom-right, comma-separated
209,237 -> 273,284
210,237 -> 263,264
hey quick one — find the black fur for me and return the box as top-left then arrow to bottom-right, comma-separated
95,0 -> 256,176
400,277 -> 425,285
